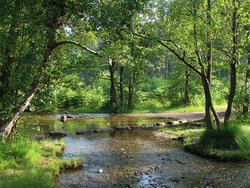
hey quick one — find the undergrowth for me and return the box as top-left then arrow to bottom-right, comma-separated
0,138 -> 82,188
185,116 -> 250,161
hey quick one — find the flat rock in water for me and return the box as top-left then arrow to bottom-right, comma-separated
167,119 -> 189,125
76,129 -> 95,135
130,125 -> 141,129
178,119 -> 188,124
141,124 -> 155,130
167,121 -> 181,125
94,128 -> 114,133
155,122 -> 167,126
116,125 -> 131,130
48,131 -> 67,137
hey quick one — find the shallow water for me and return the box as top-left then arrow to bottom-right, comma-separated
19,114 -> 250,188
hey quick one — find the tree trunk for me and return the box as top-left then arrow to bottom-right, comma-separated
202,76 -> 214,129
206,0 -> 212,83
119,66 -> 124,109
224,0 -> 238,124
128,69 -> 137,109
243,26 -> 250,114
224,64 -> 237,124
184,68 -> 190,105
108,58 -> 118,111
0,0 -> 66,139
1,82 -> 38,139
243,56 -> 250,114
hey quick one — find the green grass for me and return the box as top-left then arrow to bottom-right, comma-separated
68,101 -> 226,114
0,138 -> 82,188
184,116 -> 250,161
160,115 -> 250,161
160,124 -> 205,144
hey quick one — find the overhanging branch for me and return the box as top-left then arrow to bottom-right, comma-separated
53,41 -> 101,57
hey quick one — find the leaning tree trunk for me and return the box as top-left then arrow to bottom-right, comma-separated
1,82 -> 39,139
0,0 -> 66,139
202,75 -> 220,128
202,76 -> 214,129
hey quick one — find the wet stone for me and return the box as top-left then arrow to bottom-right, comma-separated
116,125 -> 131,130
155,122 -> 167,126
141,124 -> 155,130
94,128 -> 114,133
76,129 -> 94,135
48,131 -> 67,138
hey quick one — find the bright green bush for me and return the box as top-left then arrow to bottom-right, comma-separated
199,123 -> 250,150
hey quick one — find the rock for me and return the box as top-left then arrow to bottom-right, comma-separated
167,121 -> 180,125
141,124 -> 155,130
60,115 -> 67,122
155,122 -> 167,126
94,128 -> 114,133
76,129 -> 95,135
130,125 -> 141,129
116,125 -> 131,130
48,131 -> 67,137
178,119 -> 188,124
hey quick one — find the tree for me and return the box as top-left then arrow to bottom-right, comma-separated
135,0 -> 221,127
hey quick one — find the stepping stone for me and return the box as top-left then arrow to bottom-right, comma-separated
130,125 -> 141,129
76,129 -> 95,135
141,124 -> 155,130
155,122 -> 167,126
94,128 -> 114,133
167,121 -> 180,125
48,131 -> 67,137
116,125 -> 131,130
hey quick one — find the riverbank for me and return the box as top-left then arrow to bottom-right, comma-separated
159,116 -> 250,162
0,139 -> 82,188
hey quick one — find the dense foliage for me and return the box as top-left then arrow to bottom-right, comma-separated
0,0 -> 249,137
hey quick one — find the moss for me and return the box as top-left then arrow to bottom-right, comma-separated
60,158 -> 83,171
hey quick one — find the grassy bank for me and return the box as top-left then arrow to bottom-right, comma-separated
161,116 -> 250,161
67,102 -> 226,114
0,138 -> 82,188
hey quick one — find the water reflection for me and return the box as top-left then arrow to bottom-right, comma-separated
18,114 -> 172,137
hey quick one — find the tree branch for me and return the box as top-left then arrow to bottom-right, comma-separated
53,41 -> 101,57
133,31 -> 202,77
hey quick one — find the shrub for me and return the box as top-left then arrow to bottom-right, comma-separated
199,123 -> 249,150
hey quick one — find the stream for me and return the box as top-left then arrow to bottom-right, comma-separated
19,114 -> 250,188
